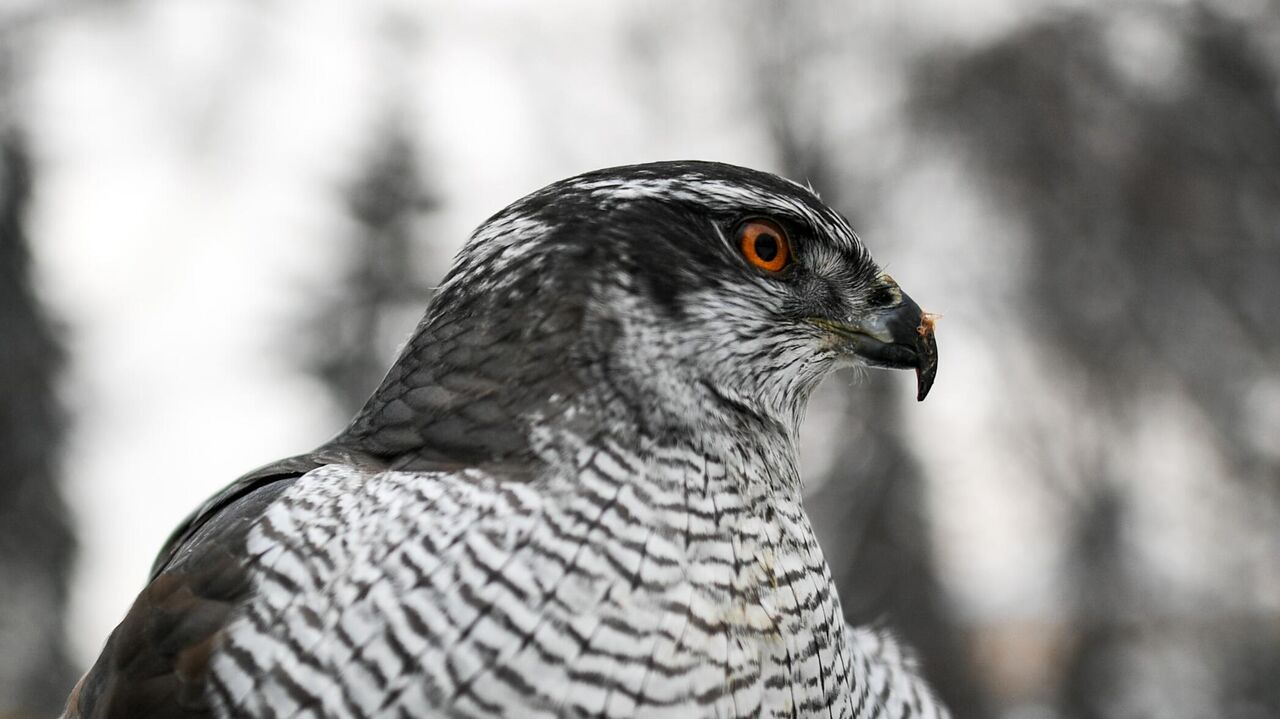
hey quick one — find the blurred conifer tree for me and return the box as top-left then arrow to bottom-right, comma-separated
0,46 -> 77,717
301,116 -> 436,416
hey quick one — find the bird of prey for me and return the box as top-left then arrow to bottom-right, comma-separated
65,161 -> 945,719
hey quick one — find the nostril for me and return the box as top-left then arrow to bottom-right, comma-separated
868,286 -> 896,307
869,272 -> 903,308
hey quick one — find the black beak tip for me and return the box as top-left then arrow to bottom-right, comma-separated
914,317 -> 939,402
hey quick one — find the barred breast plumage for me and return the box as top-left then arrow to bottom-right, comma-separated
67,161 -> 945,719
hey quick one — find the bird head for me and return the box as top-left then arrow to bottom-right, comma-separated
342,161 -> 937,465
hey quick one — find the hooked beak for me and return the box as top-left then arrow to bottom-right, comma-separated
809,276 -> 939,401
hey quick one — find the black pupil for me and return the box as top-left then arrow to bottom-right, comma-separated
754,232 -> 778,262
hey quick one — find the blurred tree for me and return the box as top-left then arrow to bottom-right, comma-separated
745,3 -> 989,716
916,6 -> 1280,481
0,46 -> 78,717
300,116 -> 436,416
1057,486 -> 1130,719
914,4 -> 1280,717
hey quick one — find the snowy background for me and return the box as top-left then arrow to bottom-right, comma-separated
2,1 -> 1279,717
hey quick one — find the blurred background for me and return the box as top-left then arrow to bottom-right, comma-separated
2,0 -> 1278,716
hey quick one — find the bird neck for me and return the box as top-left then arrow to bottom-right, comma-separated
332,348 -> 803,495
531,364 -> 807,497
329,276 -> 807,495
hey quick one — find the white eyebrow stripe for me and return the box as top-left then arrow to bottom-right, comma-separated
563,174 -> 862,253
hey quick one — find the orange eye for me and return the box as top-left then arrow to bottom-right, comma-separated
738,219 -> 790,273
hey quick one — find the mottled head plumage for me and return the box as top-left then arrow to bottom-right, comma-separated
337,160 -> 933,471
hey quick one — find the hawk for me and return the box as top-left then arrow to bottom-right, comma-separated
66,161 -> 946,718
